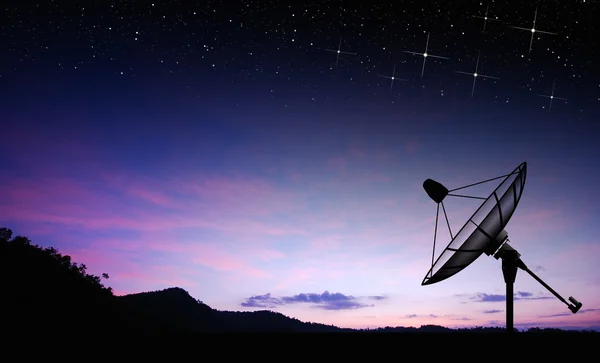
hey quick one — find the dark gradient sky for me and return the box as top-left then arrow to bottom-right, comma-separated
1,1 -> 599,330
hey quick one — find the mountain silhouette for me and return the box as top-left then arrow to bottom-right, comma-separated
117,287 -> 350,333
1,227 -> 597,335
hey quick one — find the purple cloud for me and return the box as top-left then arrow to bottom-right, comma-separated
401,313 -> 470,320
367,295 -> 389,301
241,291 -> 387,310
403,313 -> 473,321
483,309 -> 503,314
240,293 -> 282,309
468,291 -> 553,303
539,308 -> 600,318
474,294 -> 506,302
514,320 -> 600,331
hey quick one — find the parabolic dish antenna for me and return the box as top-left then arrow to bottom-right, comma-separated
421,161 -> 582,333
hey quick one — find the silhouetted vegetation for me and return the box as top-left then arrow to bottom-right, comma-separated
1,227 -> 598,335
0,227 -> 117,334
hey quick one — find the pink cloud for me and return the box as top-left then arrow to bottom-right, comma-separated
192,245 -> 246,272
510,207 -> 572,241
99,169 -> 302,211
89,238 -> 145,252
548,243 -> 600,264
258,249 -> 287,261
60,240 -> 204,294
125,186 -> 179,209
275,267 -> 320,289
396,256 -> 433,279
517,209 -> 563,224
142,237 -> 271,279
113,270 -> 197,289
61,247 -> 184,293
66,248 -> 131,271
2,169 -> 438,294
1,163 -> 304,295
1,171 -> 308,237
38,228 -> 274,296
324,270 -> 346,279
308,235 -> 347,251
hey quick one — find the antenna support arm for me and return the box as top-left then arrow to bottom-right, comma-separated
520,264 -> 583,314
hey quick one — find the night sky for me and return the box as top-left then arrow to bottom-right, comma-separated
1,1 -> 599,330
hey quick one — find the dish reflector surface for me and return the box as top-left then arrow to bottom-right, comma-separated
422,162 -> 527,286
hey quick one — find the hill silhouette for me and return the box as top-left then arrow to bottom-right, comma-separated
1,227 -> 598,335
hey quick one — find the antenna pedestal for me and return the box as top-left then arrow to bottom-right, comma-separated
499,248 -> 525,334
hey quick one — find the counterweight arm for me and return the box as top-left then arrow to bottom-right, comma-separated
519,261 -> 583,314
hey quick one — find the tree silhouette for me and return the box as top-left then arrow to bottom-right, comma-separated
0,227 -> 115,334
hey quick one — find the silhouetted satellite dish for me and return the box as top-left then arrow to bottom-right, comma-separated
421,162 -> 582,333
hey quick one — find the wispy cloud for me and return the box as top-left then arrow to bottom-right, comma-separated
368,295 -> 389,301
402,313 -> 471,321
539,308 -> 600,318
483,309 -> 503,314
241,291 -> 388,310
467,291 -> 553,303
513,320 -> 600,331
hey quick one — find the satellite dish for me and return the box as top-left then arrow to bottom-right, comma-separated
421,161 -> 582,333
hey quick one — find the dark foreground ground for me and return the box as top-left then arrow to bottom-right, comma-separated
36,330 -> 596,360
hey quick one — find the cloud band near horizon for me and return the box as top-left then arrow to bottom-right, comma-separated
241,291 -> 388,310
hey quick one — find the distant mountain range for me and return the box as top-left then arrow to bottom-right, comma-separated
115,287 -> 597,334
1,227 -> 597,335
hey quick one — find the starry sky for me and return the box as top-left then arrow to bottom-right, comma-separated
1,0 -> 599,331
